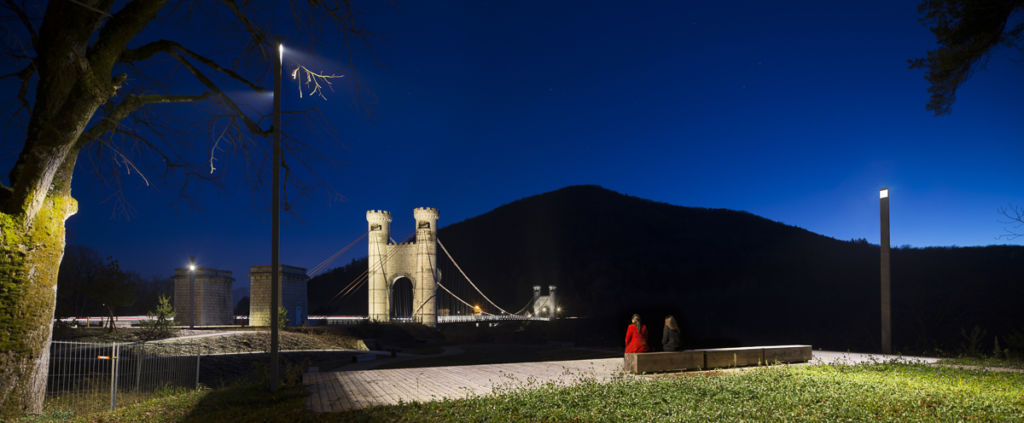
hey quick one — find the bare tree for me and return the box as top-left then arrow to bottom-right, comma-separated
999,205 -> 1024,239
0,0 -> 377,416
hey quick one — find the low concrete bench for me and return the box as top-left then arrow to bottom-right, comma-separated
624,345 -> 812,374
623,351 -> 703,373
763,344 -> 813,364
689,346 -> 765,368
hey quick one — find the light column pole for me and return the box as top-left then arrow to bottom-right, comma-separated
879,188 -> 891,354
269,41 -> 283,393
188,258 -> 196,329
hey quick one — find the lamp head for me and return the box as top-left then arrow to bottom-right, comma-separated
880,188 -> 889,199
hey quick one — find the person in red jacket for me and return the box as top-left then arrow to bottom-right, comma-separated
624,313 -> 649,353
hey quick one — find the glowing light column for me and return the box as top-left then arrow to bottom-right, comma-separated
879,188 -> 891,354
188,258 -> 196,329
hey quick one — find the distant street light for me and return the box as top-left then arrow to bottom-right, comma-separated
188,257 -> 196,330
879,188 -> 891,354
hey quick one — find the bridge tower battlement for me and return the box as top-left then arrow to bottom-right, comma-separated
366,210 -> 393,323
413,207 -> 440,327
367,207 -> 439,326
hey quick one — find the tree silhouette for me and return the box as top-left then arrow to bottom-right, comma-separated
80,259 -> 136,332
909,0 -> 1024,115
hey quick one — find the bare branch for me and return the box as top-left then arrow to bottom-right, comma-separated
103,138 -> 150,187
0,63 -> 34,120
66,0 -> 114,18
209,123 -> 229,174
218,0 -> 267,60
998,205 -> 1024,240
87,0 -> 167,77
2,0 -> 39,49
167,51 -> 270,136
290,65 -> 343,100
120,39 -> 266,91
77,92 -> 214,148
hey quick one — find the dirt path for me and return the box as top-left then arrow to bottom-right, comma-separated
152,330 -> 253,341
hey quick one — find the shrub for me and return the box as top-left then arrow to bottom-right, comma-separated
959,325 -> 987,357
141,295 -> 176,339
277,306 -> 289,329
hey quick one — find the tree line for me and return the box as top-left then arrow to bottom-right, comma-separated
55,245 -> 173,324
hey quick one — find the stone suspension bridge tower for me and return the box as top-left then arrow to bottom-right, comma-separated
367,207 -> 440,326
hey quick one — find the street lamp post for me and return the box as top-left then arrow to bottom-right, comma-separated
269,41 -> 283,393
188,257 -> 196,330
879,188 -> 891,354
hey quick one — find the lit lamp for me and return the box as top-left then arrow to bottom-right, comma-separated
188,257 -> 196,329
879,188 -> 891,354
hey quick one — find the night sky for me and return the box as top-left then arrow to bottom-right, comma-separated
4,1 -> 1022,298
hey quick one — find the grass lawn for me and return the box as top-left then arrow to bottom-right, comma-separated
30,362 -> 1024,422
937,356 -> 1024,370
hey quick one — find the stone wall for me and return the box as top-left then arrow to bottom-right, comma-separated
172,268 -> 234,326
249,265 -> 309,326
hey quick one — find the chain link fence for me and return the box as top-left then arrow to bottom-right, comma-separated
45,340 -> 203,416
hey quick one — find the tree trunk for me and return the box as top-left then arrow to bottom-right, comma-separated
106,306 -> 117,333
0,195 -> 77,416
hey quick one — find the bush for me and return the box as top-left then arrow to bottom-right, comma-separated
277,306 -> 288,329
141,295 -> 175,339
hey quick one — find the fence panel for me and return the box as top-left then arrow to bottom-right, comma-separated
45,340 -> 202,416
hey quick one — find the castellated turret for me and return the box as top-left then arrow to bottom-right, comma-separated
413,207 -> 439,327
366,210 -> 392,242
366,210 -> 393,322
414,207 -> 439,242
366,207 -> 439,326
548,285 -> 558,317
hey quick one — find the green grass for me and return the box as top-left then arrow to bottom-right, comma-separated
346,363 -> 1024,422
937,356 -> 1024,370
25,362 -> 1024,422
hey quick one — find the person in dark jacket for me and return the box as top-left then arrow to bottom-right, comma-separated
662,315 -> 681,351
625,314 -> 649,353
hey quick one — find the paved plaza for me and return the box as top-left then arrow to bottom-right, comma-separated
304,350 -> 942,413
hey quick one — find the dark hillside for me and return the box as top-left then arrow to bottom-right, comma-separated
309,185 -> 1024,354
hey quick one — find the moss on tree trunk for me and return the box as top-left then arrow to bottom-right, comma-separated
0,195 -> 76,417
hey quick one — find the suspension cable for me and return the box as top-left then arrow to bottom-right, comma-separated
307,232 -> 368,277
436,281 -> 492,314
327,233 -> 406,305
512,296 -> 537,316
437,238 -> 510,314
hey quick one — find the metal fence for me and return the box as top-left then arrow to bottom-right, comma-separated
45,341 -> 202,416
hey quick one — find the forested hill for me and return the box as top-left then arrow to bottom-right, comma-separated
309,185 -> 1024,353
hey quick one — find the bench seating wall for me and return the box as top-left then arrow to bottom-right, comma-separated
624,344 -> 812,374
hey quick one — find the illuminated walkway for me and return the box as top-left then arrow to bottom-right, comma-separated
304,350 -> 942,413
304,357 -> 625,412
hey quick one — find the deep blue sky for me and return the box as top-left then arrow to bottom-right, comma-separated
5,1 -> 1023,297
